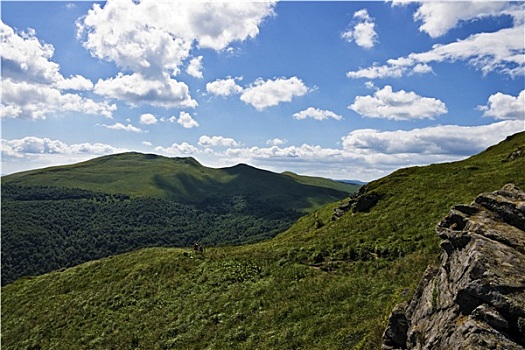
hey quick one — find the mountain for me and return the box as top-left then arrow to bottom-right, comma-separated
2,132 -> 524,349
2,152 -> 359,210
1,154 -> 358,285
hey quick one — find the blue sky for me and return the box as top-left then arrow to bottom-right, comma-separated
2,1 -> 524,181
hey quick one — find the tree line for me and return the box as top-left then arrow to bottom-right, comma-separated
2,184 -> 300,285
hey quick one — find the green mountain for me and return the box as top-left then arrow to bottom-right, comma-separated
1,154 -> 358,285
2,152 -> 358,210
2,132 -> 524,349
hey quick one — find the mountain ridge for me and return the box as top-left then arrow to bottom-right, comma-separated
2,152 -> 359,210
2,132 -> 524,349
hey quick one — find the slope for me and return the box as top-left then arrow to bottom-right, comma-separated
2,132 -> 524,350
1,153 -> 358,285
2,152 -> 359,211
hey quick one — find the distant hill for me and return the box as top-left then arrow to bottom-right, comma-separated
1,154 -> 359,285
338,179 -> 368,186
2,132 -> 524,350
3,152 -> 359,210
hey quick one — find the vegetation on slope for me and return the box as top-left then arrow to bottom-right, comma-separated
1,155 -> 358,285
2,132 -> 524,349
1,187 -> 299,285
2,152 -> 359,211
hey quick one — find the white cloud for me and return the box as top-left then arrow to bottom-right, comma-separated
240,76 -> 309,111
155,142 -> 199,156
266,138 -> 287,146
478,89 -> 525,120
223,121 -> 521,179
349,85 -> 447,121
186,56 -> 203,79
1,136 -> 124,158
100,122 -> 143,133
349,3 -> 525,79
341,9 -> 378,49
293,107 -> 343,121
412,2 -> 515,38
1,20 -> 61,84
77,1 -> 276,107
341,121 -> 524,158
198,135 -> 240,148
54,75 -> 94,91
177,111 -> 199,128
1,136 -> 127,175
206,77 -> 243,97
1,78 -> 116,120
139,113 -> 158,125
347,63 -> 405,79
0,21 -> 115,120
93,73 -> 197,108
142,141 -> 152,147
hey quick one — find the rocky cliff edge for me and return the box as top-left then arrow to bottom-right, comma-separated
383,184 -> 525,350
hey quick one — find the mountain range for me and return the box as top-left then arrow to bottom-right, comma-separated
1,153 -> 358,285
2,131 -> 524,349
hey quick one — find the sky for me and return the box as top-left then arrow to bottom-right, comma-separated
1,0 -> 524,181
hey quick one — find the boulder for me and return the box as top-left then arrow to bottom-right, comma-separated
382,184 -> 525,350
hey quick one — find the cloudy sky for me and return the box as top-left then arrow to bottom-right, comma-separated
2,1 -> 524,181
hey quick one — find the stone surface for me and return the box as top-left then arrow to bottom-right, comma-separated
383,184 -> 525,350
332,186 -> 382,220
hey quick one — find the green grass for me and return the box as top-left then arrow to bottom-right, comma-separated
2,132 -> 524,349
2,152 -> 359,212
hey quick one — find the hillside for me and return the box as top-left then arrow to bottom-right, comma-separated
1,154 -> 358,285
2,132 -> 525,349
2,152 -> 359,210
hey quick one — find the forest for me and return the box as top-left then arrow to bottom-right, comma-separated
2,184 -> 301,285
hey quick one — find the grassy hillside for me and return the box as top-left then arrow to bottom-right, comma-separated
1,154 -> 358,285
2,152 -> 359,211
2,132 -> 524,349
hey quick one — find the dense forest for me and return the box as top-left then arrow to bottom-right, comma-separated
2,184 -> 301,285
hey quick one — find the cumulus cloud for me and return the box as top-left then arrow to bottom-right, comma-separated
341,9 -> 378,49
53,74 -> 94,91
478,89 -> 525,120
206,77 -> 244,97
177,111 -> 199,128
77,1 -> 276,107
0,21 -> 115,120
349,2 -> 525,79
266,138 -> 287,146
93,72 -> 197,108
2,136 -> 124,158
199,135 -> 240,148
240,77 -> 309,111
293,107 -> 342,121
1,21 -> 61,84
349,85 -> 447,120
100,122 -> 144,133
139,113 -> 158,125
341,120 -> 524,158
411,2 -> 516,38
1,136 -> 128,175
154,142 -> 199,156
186,56 -> 203,79
1,78 -> 116,120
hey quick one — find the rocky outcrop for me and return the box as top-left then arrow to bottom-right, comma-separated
332,187 -> 382,220
383,184 -> 525,350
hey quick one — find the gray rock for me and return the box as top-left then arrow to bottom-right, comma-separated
382,184 -> 525,350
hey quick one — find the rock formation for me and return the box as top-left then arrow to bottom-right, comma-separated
332,186 -> 381,220
383,184 -> 525,350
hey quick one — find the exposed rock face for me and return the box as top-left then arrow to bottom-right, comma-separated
332,186 -> 382,220
383,184 -> 525,350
